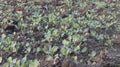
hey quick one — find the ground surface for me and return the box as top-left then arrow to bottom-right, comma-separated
0,0 -> 120,67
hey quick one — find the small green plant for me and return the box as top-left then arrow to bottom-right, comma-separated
89,51 -> 97,58
0,37 -> 20,52
81,47 -> 88,53
61,46 -> 72,57
43,45 -> 58,57
3,56 -> 39,67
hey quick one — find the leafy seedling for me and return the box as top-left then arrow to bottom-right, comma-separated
81,47 -> 88,53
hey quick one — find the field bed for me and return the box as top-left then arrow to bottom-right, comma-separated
0,0 -> 120,67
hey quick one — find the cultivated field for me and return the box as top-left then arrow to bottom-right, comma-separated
0,0 -> 120,67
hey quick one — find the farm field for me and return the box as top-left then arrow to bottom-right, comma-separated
0,0 -> 120,67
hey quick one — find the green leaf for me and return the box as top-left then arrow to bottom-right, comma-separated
93,2 -> 106,7
62,40 -> 69,45
36,47 -> 41,52
1,34 -> 6,39
74,45 -> 80,52
33,59 -> 39,67
0,57 -> 2,63
12,58 -> 17,63
65,47 -> 72,55
21,56 -> 27,64
8,57 -> 12,63
3,63 -> 9,67
21,63 -> 28,67
81,47 -> 88,53
80,59 -> 83,63
72,35 -> 79,42
73,56 -> 78,61
89,51 -> 97,58
27,47 -> 31,53
52,29 -> 58,37
52,46 -> 58,53
61,47 -> 72,56
46,56 -> 53,61
29,59 -> 39,67
16,60 -> 20,67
